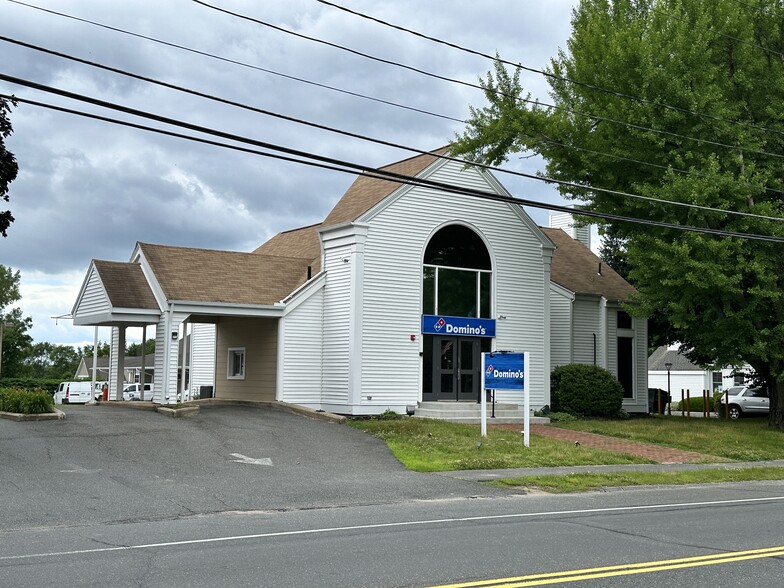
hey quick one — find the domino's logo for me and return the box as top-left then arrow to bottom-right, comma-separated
486,364 -> 494,375
433,317 -> 446,332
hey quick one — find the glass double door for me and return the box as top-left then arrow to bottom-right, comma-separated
432,336 -> 485,401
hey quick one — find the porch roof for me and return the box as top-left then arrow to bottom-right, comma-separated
138,243 -> 313,305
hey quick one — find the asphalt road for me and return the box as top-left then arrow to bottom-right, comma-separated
3,405 -> 784,587
2,481 -> 784,587
0,404 -> 508,531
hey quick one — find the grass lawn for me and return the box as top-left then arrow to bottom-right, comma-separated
490,467 -> 784,493
347,417 -> 652,472
347,415 -> 784,492
552,416 -> 784,461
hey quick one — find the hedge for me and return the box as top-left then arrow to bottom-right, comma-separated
0,388 -> 55,414
0,378 -> 62,395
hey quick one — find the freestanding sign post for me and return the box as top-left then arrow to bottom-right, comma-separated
481,351 -> 530,446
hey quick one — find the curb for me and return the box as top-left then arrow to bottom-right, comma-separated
94,400 -> 158,411
192,398 -> 347,424
0,408 -> 65,421
157,406 -> 200,418
86,397 -> 346,424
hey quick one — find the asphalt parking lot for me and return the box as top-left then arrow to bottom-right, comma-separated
0,404 -> 505,531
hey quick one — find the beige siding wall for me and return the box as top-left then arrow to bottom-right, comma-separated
215,317 -> 278,401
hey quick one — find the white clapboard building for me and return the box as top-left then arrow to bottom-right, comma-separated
71,148 -> 648,415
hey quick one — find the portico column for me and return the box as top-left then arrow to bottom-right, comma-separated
109,326 -> 126,401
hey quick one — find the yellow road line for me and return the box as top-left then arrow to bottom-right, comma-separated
430,545 -> 784,587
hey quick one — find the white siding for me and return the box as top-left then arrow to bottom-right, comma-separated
152,312 -> 185,403
74,266 -> 111,318
359,160 -> 551,410
630,316 -> 649,410
572,297 -> 602,366
281,287 -> 324,405
550,286 -> 573,368
321,242 -> 353,406
549,210 -> 591,249
190,323 -> 216,397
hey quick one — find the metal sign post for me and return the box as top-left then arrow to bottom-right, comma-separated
481,351 -> 530,446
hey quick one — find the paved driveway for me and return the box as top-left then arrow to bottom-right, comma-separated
0,404 -> 504,531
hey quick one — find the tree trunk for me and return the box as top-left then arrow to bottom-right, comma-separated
769,377 -> 784,430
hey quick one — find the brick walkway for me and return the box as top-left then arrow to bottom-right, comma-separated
494,424 -> 722,464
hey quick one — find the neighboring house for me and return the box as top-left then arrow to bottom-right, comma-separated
70,148 -> 647,413
648,345 -> 750,397
545,216 -> 648,413
74,353 -> 156,384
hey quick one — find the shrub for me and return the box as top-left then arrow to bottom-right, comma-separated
674,395 -> 715,412
545,411 -> 577,422
0,378 -> 62,395
551,364 -> 624,418
0,388 -> 55,414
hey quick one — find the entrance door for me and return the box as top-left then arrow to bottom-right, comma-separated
432,336 -> 481,401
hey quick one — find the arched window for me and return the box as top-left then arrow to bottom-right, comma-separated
422,225 -> 492,318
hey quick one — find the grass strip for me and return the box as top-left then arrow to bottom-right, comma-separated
552,417 -> 784,461
347,418 -> 651,472
490,467 -> 784,493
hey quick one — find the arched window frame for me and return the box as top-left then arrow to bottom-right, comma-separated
422,223 -> 493,319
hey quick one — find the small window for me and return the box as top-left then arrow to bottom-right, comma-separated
227,348 -> 245,380
617,311 -> 632,330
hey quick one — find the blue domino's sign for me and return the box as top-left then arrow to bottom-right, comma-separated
483,352 -> 525,390
421,315 -> 496,338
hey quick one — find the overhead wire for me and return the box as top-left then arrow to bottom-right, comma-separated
6,1 -> 784,197
3,0 -> 463,124
1,81 -> 783,242
6,91 -> 784,243
1,59 -> 781,223
315,0 -> 784,141
192,0 -> 784,163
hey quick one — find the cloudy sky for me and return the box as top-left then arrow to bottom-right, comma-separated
1,0 -> 578,348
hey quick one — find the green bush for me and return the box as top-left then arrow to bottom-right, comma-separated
0,388 -> 55,414
551,364 -> 624,418
674,395 -> 715,412
0,378 -> 62,396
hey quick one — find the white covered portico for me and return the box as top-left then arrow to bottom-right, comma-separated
72,242 -> 313,404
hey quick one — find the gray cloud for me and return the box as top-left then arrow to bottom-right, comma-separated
0,0 -> 577,345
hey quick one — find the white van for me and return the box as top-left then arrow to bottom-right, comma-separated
54,381 -> 94,404
122,383 -> 154,401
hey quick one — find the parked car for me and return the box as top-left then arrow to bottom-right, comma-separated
716,386 -> 769,419
122,383 -> 154,401
54,381 -> 93,404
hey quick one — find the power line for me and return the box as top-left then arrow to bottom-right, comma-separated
8,1 -> 784,196
2,87 -> 783,243
315,0 -> 784,142
193,0 -> 784,164
2,64 -> 780,224
4,0 -> 464,124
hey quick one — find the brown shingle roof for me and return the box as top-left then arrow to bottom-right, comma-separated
139,243 -> 311,305
543,227 -> 636,301
321,147 -> 450,228
93,260 -> 159,309
253,222 -> 322,274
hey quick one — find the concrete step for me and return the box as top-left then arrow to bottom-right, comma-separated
412,401 -> 549,425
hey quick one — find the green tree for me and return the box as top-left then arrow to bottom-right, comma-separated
0,264 -> 20,311
126,338 -> 155,357
80,342 -> 110,358
0,307 -> 33,378
0,265 -> 33,378
1,97 -> 18,237
453,0 -> 784,428
22,342 -> 81,379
